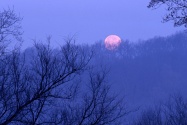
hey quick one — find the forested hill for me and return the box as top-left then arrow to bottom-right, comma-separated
92,32 -> 187,107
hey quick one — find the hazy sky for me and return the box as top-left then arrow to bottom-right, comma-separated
1,0 -> 184,48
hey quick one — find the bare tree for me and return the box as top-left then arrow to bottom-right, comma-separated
0,8 -> 22,54
47,69 -> 128,125
164,94 -> 187,125
133,94 -> 187,125
148,0 -> 187,28
133,106 -> 163,125
0,38 -> 92,125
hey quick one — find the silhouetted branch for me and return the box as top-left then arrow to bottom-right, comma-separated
50,69 -> 128,125
148,0 -> 187,28
0,38 -> 92,124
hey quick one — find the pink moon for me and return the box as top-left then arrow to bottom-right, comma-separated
104,35 -> 122,50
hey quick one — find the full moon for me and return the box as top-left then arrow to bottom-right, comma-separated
104,35 -> 121,50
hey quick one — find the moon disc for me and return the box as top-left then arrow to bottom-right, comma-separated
104,35 -> 121,50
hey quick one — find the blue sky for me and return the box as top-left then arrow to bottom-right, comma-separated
1,0 -> 184,48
